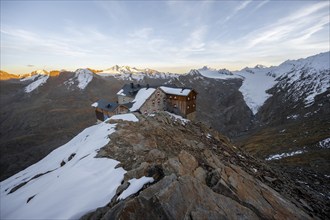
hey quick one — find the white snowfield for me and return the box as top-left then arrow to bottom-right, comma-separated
74,68 -> 93,89
198,67 -> 241,80
130,88 -> 156,111
0,114 -> 148,220
64,68 -> 93,90
24,75 -> 50,93
235,67 -> 277,115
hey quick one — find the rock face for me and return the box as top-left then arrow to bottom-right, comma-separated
82,113 -> 324,220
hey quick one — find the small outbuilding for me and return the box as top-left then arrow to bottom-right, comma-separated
91,99 -> 131,122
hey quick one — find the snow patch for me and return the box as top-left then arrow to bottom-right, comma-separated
118,176 -> 154,200
166,112 -> 189,125
24,75 -> 49,93
318,138 -> 330,149
109,113 -> 139,122
265,150 -> 305,161
75,69 -> 93,89
64,69 -> 93,90
286,114 -> 299,120
0,122 -> 126,220
117,89 -> 125,96
91,102 -> 98,107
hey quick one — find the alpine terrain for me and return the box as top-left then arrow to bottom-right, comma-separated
0,52 -> 329,219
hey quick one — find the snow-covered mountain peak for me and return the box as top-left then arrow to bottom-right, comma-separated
272,51 -> 329,77
254,64 -> 268,69
272,52 -> 330,107
198,66 -> 217,71
197,66 -> 240,80
97,65 -> 178,81
101,65 -> 159,75
218,68 -> 233,75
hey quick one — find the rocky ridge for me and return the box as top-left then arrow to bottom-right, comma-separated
82,113 -> 328,219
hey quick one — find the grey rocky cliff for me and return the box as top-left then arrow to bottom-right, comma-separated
81,113 -> 322,220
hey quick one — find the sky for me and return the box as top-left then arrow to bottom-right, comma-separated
1,0 -> 329,74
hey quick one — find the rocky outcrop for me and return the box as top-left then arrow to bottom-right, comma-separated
82,113 -> 322,219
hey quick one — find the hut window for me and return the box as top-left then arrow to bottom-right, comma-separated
174,96 -> 177,99
163,98 -> 166,102
169,96 -> 172,99
157,92 -> 160,96
187,97 -> 190,101
174,104 -> 177,108
157,99 -> 160,103
187,105 -> 190,109
144,110 -> 147,115
193,104 -> 195,107
193,96 -> 196,99
152,100 -> 155,104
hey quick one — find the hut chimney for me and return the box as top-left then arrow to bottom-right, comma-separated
146,84 -> 149,89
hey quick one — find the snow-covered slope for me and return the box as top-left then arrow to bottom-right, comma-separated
0,113 -> 150,220
193,52 -> 330,115
234,66 -> 277,115
65,68 -> 93,90
191,66 -> 275,115
20,70 -> 50,93
271,52 -> 330,107
97,65 -> 179,81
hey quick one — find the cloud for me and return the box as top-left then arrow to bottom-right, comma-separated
184,26 -> 207,52
254,0 -> 269,11
224,0 -> 252,22
27,64 -> 35,67
245,1 -> 329,48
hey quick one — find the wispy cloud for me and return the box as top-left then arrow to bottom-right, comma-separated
254,0 -> 269,11
224,0 -> 252,22
1,27 -> 91,57
246,1 -> 329,48
184,26 -> 207,52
